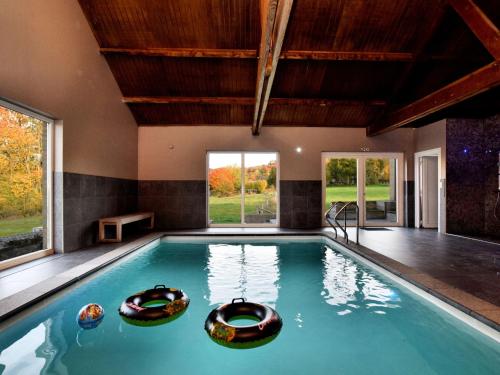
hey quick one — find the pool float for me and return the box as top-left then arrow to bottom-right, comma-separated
77,303 -> 105,329
205,298 -> 282,349
119,285 -> 189,326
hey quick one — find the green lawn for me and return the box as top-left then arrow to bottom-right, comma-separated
209,193 -> 277,224
0,215 -> 43,237
325,184 -> 390,210
209,185 -> 390,223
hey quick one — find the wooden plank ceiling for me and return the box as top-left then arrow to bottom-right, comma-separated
78,0 -> 500,135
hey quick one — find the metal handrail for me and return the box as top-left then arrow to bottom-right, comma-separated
324,201 -> 359,244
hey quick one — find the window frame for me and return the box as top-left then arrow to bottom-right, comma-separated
0,98 -> 54,269
206,150 -> 280,228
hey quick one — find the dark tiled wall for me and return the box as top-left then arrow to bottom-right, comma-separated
280,180 -> 322,228
446,115 -> 500,237
61,172 -> 138,251
138,180 -> 206,229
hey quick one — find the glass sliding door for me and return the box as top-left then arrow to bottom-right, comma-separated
244,153 -> 278,224
323,153 -> 403,227
208,153 -> 242,225
324,157 -> 358,225
208,152 -> 279,226
364,158 -> 397,224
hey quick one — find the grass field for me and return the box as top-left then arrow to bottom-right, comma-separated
209,193 -> 277,224
324,184 -> 390,210
209,185 -> 390,223
0,215 -> 43,237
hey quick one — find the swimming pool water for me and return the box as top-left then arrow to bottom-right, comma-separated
0,237 -> 499,374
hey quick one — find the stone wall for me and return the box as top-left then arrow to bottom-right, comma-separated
0,232 -> 43,261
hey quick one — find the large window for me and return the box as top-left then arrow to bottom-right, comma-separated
322,152 -> 403,226
207,152 -> 279,226
0,100 -> 53,266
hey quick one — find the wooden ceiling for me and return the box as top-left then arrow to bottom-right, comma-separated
78,0 -> 500,136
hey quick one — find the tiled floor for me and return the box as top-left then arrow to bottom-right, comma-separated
342,227 -> 500,306
0,234 -> 145,300
0,227 -> 499,327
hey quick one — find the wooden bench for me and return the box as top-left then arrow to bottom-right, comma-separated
99,212 -> 154,243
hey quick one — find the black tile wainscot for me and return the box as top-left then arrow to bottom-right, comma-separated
280,180 -> 322,229
446,114 -> 500,238
138,180 -> 206,229
61,172 -> 138,251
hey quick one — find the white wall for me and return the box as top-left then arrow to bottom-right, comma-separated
139,126 -> 415,180
0,0 -> 138,179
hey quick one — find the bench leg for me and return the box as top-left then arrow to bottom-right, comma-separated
147,214 -> 155,229
100,222 -> 121,242
99,221 -> 105,242
116,224 -> 122,242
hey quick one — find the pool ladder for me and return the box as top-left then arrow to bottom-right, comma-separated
324,202 -> 360,245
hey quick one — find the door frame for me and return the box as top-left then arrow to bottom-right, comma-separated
322,152 -> 404,227
414,148 -> 445,233
206,151 -> 280,227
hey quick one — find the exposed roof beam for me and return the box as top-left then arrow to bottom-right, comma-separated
280,51 -> 414,61
123,96 -> 255,105
123,96 -> 386,107
252,0 -> 294,135
449,0 -> 500,59
101,47 -> 257,58
101,48 -> 481,63
268,98 -> 387,106
368,4 -> 448,135
367,61 -> 500,136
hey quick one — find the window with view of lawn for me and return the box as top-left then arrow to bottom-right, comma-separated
208,152 -> 278,226
0,101 -> 52,264
323,153 -> 403,227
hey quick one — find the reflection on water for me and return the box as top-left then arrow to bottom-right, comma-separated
0,322 -> 46,374
207,244 -> 280,307
322,246 -> 400,315
0,313 -> 68,374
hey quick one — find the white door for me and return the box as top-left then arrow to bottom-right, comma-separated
421,156 -> 439,228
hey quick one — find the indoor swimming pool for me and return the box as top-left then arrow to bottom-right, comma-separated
0,236 -> 498,374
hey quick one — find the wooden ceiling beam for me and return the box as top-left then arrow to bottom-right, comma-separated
123,96 -> 255,105
449,0 -> 500,59
102,48 -> 480,63
252,0 -> 294,135
101,47 -> 257,58
123,96 -> 387,107
101,47 -> 417,62
367,61 -> 500,136
280,51 -> 414,61
268,98 -> 387,106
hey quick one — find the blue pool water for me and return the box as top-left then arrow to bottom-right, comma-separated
0,237 -> 499,374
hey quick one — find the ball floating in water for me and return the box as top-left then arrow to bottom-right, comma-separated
77,303 -> 104,329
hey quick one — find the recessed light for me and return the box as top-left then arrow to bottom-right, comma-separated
296,147 -> 302,153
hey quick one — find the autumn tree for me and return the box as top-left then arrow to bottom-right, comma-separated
0,107 -> 44,218
209,166 -> 241,197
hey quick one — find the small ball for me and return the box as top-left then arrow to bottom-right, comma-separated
77,303 -> 104,329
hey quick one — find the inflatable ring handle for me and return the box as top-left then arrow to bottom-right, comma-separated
154,284 -> 167,289
231,298 -> 246,304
